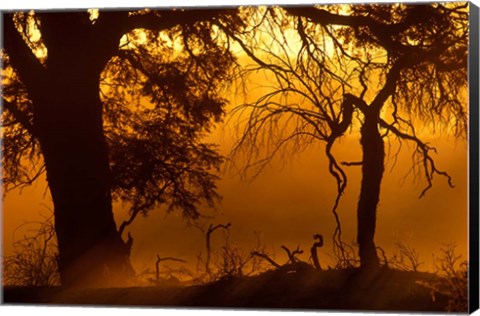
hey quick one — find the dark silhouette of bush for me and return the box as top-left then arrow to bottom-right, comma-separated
3,215 -> 60,286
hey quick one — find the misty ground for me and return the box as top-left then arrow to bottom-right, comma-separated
2,267 -> 455,312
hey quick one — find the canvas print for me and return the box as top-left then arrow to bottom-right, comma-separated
1,2 -> 478,313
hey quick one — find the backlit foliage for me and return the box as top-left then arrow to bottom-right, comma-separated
101,22 -> 237,220
225,3 -> 468,262
2,10 -> 243,222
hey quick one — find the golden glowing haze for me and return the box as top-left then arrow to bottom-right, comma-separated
2,117 -> 468,273
2,7 -> 469,275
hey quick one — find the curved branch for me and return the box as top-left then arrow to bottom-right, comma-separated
215,21 -> 292,84
155,255 -> 186,281
124,8 -> 234,34
370,59 -> 405,111
205,222 -> 231,274
281,245 -> 303,263
379,119 -> 454,197
118,181 -> 171,236
3,14 -> 45,101
283,5 -> 426,55
311,234 -> 323,270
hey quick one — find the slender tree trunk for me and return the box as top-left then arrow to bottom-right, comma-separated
34,64 -> 134,287
356,112 -> 383,270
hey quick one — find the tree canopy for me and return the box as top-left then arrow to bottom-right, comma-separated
2,8 -> 243,286
1,3 -> 470,283
2,8 -> 243,224
223,3 -> 468,267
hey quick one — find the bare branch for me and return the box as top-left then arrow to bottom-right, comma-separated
155,254 -> 187,282
341,161 -> 362,166
205,222 -> 231,274
251,251 -> 281,268
379,119 -> 454,197
281,245 -> 304,264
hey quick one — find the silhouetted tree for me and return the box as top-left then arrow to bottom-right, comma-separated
2,8 -> 242,287
222,4 -> 468,270
204,223 -> 232,274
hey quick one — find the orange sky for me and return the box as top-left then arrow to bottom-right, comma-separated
1,7 -> 470,278
2,113 -> 468,275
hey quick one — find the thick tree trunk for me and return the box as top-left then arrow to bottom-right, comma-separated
3,12 -> 140,287
356,112 -> 383,270
34,65 -> 134,287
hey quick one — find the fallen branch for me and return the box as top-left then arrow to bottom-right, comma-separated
251,251 -> 281,268
155,255 -> 186,282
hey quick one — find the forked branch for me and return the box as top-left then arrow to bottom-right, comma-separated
205,222 -> 231,274
281,245 -> 304,263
